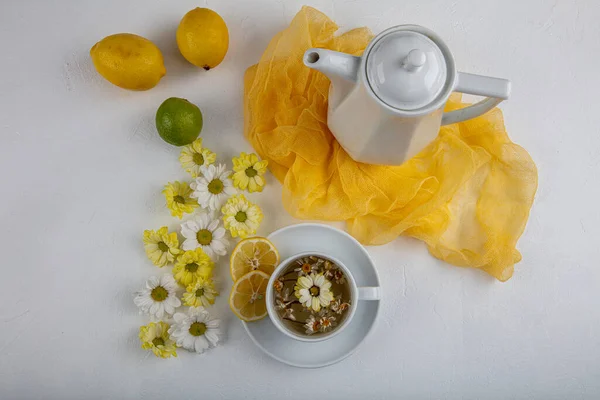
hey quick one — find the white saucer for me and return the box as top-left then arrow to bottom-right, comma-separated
241,223 -> 381,368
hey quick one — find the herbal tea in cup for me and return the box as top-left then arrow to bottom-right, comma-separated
266,252 -> 381,342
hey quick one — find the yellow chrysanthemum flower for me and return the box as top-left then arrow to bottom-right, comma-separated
163,181 -> 198,219
221,194 -> 263,238
179,138 -> 217,178
232,152 -> 268,193
143,227 -> 181,267
139,321 -> 177,359
172,247 -> 214,286
182,277 -> 219,308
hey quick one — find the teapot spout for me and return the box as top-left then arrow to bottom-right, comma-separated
303,49 -> 361,83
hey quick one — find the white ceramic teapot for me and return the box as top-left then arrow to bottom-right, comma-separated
303,25 -> 511,165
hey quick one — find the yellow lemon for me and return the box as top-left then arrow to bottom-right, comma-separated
229,270 -> 270,322
176,8 -> 229,70
229,237 -> 280,282
90,33 -> 166,90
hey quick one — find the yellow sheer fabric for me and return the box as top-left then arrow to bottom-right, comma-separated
244,6 -> 537,281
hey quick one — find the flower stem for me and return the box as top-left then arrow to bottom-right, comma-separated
284,300 -> 301,308
283,317 -> 304,325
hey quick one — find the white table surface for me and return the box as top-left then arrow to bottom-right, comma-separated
1,0 -> 599,398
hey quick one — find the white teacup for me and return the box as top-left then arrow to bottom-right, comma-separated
266,251 -> 381,342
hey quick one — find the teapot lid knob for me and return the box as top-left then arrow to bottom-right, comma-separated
402,49 -> 427,72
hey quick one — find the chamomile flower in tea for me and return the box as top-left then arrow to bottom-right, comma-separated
304,314 -> 320,335
318,314 -> 337,333
330,295 -> 350,315
273,255 -> 352,337
294,273 -> 334,312
323,259 -> 335,279
294,256 -> 319,276
273,279 -> 284,293
333,269 -> 346,284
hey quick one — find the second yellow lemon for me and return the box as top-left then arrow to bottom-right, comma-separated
177,8 -> 229,70
90,33 -> 166,90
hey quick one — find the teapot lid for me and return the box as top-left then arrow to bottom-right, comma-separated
365,26 -> 453,111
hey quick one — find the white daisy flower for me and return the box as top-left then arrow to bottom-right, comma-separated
294,273 -> 334,312
180,213 -> 230,260
190,164 -> 236,211
134,275 -> 181,319
168,307 -> 221,354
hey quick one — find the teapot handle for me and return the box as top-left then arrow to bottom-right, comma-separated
441,72 -> 511,125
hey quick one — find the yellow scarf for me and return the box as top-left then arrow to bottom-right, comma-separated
244,6 -> 537,281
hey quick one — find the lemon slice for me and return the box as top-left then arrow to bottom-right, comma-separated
229,237 -> 279,282
229,270 -> 270,322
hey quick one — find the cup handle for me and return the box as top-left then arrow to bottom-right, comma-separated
357,286 -> 381,301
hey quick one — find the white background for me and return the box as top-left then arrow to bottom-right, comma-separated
1,0 -> 599,399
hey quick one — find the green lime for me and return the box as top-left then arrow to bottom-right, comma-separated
155,97 -> 203,146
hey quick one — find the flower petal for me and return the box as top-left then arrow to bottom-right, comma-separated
146,276 -> 159,289
182,239 -> 200,251
320,293 -> 333,306
211,241 -> 227,256
205,318 -> 220,329
180,226 -> 197,239
198,213 -> 211,228
186,220 -> 200,232
298,289 -> 311,302
223,185 -> 237,196
311,297 -> 321,312
173,312 -> 186,324
212,227 -> 226,239
154,304 -> 165,319
207,219 -> 219,232
248,179 -> 259,192
163,303 -> 174,315
314,274 -> 325,286
182,335 -> 195,351
205,330 -> 219,346
194,336 -> 210,353
166,295 -> 181,308
298,276 -> 312,289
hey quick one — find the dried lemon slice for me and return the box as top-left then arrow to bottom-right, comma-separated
229,237 -> 279,282
229,270 -> 270,322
